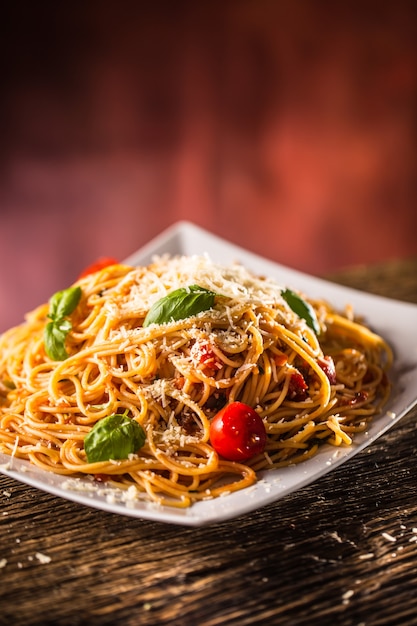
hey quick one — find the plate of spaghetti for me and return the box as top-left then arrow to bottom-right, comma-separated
1,222 -> 417,526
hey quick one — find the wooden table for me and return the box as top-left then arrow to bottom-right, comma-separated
1,259 -> 417,626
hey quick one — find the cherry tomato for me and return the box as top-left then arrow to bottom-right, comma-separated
190,341 -> 222,374
209,402 -> 267,462
317,355 -> 337,385
287,370 -> 308,401
78,257 -> 118,279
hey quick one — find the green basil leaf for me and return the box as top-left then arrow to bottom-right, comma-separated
143,285 -> 216,327
49,286 -> 82,321
281,288 -> 320,335
44,319 -> 72,361
84,413 -> 146,463
45,286 -> 82,360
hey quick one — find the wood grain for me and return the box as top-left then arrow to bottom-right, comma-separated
1,259 -> 417,626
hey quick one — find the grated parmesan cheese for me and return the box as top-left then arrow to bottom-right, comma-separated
109,255 -> 303,326
382,532 -> 397,543
35,552 -> 51,564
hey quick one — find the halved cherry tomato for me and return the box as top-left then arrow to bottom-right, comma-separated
190,341 -> 223,375
209,401 -> 267,462
317,355 -> 337,385
78,257 -> 118,279
287,370 -> 308,401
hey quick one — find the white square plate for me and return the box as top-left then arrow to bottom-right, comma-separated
2,221 -> 417,526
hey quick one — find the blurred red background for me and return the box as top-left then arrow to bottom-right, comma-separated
1,1 -> 416,332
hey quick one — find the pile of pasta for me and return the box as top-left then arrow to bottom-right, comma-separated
0,255 -> 392,508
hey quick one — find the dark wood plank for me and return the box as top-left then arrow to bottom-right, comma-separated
326,259 -> 417,304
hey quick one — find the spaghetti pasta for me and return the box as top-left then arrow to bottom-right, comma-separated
0,255 -> 392,508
